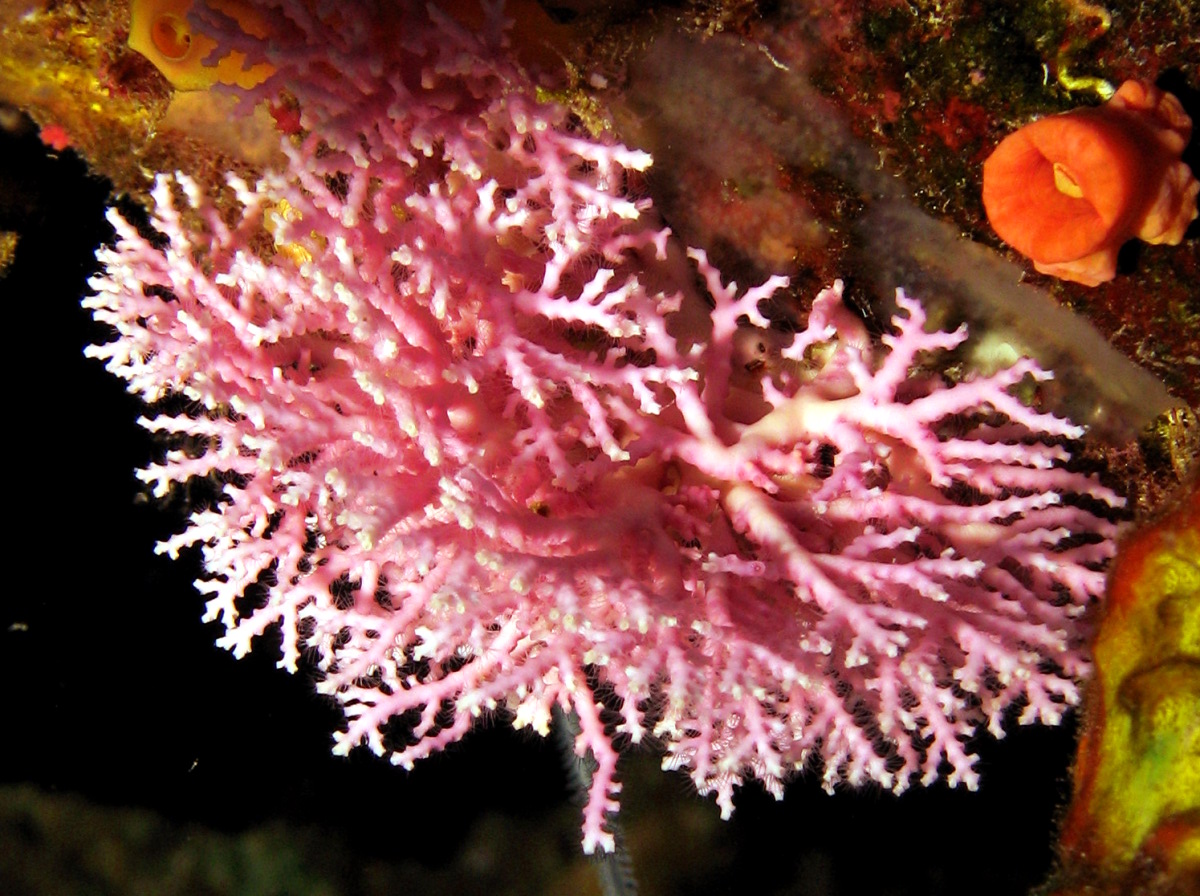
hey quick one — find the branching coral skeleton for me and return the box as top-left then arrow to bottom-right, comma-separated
86,0 -> 1123,853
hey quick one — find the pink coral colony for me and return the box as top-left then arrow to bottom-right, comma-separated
983,79 -> 1198,286
87,1 -> 1123,852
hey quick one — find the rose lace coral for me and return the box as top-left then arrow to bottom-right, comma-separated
87,0 -> 1124,853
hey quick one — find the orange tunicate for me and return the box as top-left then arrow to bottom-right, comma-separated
128,0 -> 275,91
982,80 -> 1198,286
